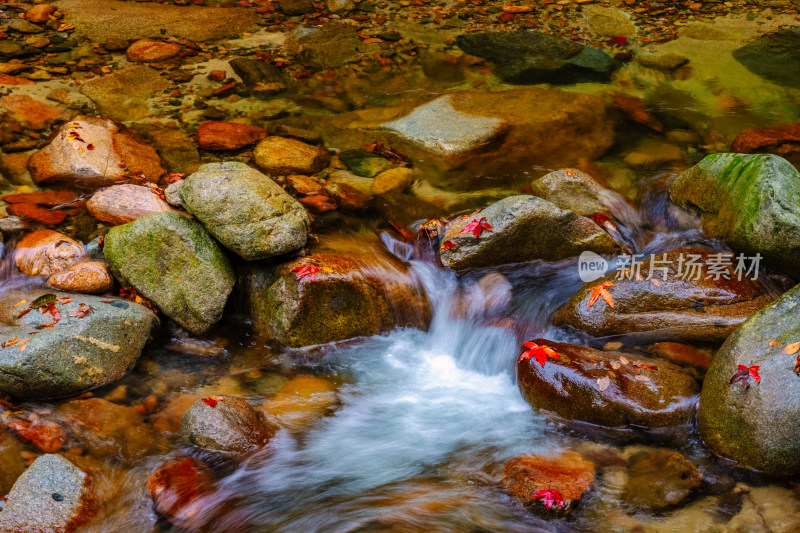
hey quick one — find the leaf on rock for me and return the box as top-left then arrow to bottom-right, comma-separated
532,489 -> 565,510
30,294 -> 57,308
730,364 -> 761,388
587,282 -> 615,309
441,240 -> 455,251
202,397 -> 219,407
461,217 -> 493,238
69,303 -> 95,318
782,342 -> 800,355
292,264 -> 320,281
518,341 -> 562,366
596,376 -> 611,392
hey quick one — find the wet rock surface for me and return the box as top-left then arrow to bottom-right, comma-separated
181,395 -> 276,453
46,260 -> 114,293
253,136 -> 330,176
87,183 -> 175,226
439,195 -> 619,270
59,398 -> 154,460
14,229 -> 84,278
179,162 -> 309,260
147,457 -> 215,530
104,211 -> 235,335
624,448 -> 702,510
516,341 -> 699,428
553,247 -> 776,344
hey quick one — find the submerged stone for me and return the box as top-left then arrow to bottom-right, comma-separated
624,448 -> 702,509
79,66 -> 169,122
733,29 -> 800,88
181,395 -> 276,453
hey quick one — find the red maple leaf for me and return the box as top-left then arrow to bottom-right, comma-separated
533,488 -> 565,510
292,264 -> 320,281
519,341 -> 562,366
442,240 -> 455,251
461,217 -> 493,238
730,364 -> 761,388
588,282 -> 615,309
202,397 -> 218,407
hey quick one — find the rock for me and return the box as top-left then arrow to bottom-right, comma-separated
151,394 -> 200,434
126,38 -> 181,62
253,136 -> 330,175
624,449 -> 702,509
1,95 -> 68,132
14,230 -> 84,278
502,451 -> 595,515
197,122 -> 266,151
46,261 -> 114,294
516,341 -> 699,427
299,194 -> 337,212
147,457 -> 215,530
228,57 -> 286,89
57,0 -> 258,42
291,23 -> 365,70
164,181 -> 182,207
581,6 -> 637,38
79,66 -> 169,121
733,29 -> 800,88
280,0 -> 315,15
324,182 -> 369,210
670,153 -> 800,277
247,238 -> 430,347
552,247 -> 776,344
623,139 -> 684,169
28,117 -> 166,188
6,203 -> 68,225
179,162 -> 309,260
731,122 -> 800,163
59,398 -> 154,460
262,376 -> 337,431
648,342 -> 713,370
635,53 -> 689,71
286,174 -> 324,195
456,31 -> 618,84
698,282 -> 800,474
439,196 -> 619,270
181,395 -> 275,453
104,211 -> 236,335
0,290 -> 157,399
530,168 -> 633,218
0,427 -> 26,495
273,125 -> 320,144
371,192 -> 444,227
87,184 -> 175,226
26,5 -> 57,24
135,126 -> 200,174
0,454 -> 96,533
338,149 -> 392,178
8,19 -> 45,34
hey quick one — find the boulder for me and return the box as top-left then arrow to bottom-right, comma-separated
502,450 -> 595,516
581,6 -> 637,38
253,136 -> 330,176
181,396 -> 276,453
733,29 -> 800,88
338,149 -> 392,178
59,398 -> 154,460
104,212 -> 236,335
78,66 -> 170,122
15,230 -> 84,278
47,261 -> 114,294
516,340 -> 699,427
197,122 -> 266,151
671,153 -> 800,277
228,58 -> 286,89
624,448 -> 702,509
456,31 -> 618,84
290,22 -> 365,70
87,183 -> 175,226
698,282 -> 800,474
0,290 -> 157,400
0,454 -> 96,533
247,238 -> 430,347
28,117 -> 166,188
731,123 -> 800,165
439,196 -> 619,270
179,162 -> 309,260
26,5 -> 56,24
552,247 -> 776,344
530,168 -> 637,223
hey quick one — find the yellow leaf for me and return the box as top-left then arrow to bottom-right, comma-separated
783,342 -> 800,355
13,300 -> 27,307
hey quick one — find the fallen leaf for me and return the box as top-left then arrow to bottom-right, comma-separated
638,363 -> 659,371
650,278 -> 662,287
532,488 -> 564,510
292,264 -> 320,281
730,364 -> 761,388
13,300 -> 27,307
202,397 -> 218,407
16,308 -> 31,319
461,217 -> 493,238
587,282 -> 614,309
69,303 -> 95,318
518,341 -> 562,366
18,338 -> 30,352
58,298 -> 72,305
783,342 -> 800,355
5,337 -> 19,347
619,356 -> 630,365
610,361 -> 621,370
597,376 -> 611,392
603,341 -> 623,350
768,339 -> 780,347
634,375 -> 651,382
442,240 -> 455,251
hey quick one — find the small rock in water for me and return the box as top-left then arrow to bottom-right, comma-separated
624,448 -> 702,509
197,122 -> 267,151
0,454 -> 97,533
262,376 -> 338,431
147,457 -> 215,530
46,260 -> 114,294
87,183 -> 176,226
372,167 -> 414,195
503,450 -> 595,516
14,229 -> 85,278
126,38 -> 182,62
181,395 -> 276,453
25,4 -> 57,24
253,136 -> 330,176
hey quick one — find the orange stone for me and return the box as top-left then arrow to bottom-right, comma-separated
0,94 -> 69,131
502,450 -> 595,513
25,4 -> 56,23
197,121 -> 267,151
126,39 -> 182,62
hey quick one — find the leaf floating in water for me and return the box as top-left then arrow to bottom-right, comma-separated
532,489 -> 564,510
596,376 -> 611,392
202,397 -> 219,407
782,342 -> 800,355
618,356 -> 630,365
634,375 -> 651,382
730,363 -> 761,388
610,361 -> 621,370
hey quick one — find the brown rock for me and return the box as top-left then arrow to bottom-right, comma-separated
14,229 -> 84,278
0,94 -> 69,131
731,122 -> 800,162
28,118 -> 166,188
87,183 -> 175,226
47,261 -> 114,294
147,457 -> 215,530
624,448 -> 702,509
286,174 -> 324,195
0,151 -> 34,186
372,167 -> 414,195
262,376 -> 337,431
516,341 -> 699,428
299,194 -> 337,212
152,394 -> 200,434
208,70 -> 226,82
325,182 -> 370,210
552,246 -> 777,344
648,342 -> 713,370
25,4 -> 56,23
253,136 -> 330,175
0,74 -> 35,85
126,38 -> 182,62
3,190 -> 78,206
503,450 -> 595,515
197,121 -> 266,151
180,395 -> 276,453
58,398 -> 154,460
6,203 -> 68,225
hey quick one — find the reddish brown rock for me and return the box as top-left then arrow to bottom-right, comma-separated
126,39 -> 182,62
325,182 -> 370,210
552,246 -> 777,344
286,174 -> 324,195
299,194 -> 337,212
503,450 -> 595,515
59,398 -> 154,460
0,74 -> 35,85
614,94 -> 663,132
28,118 -> 166,188
516,341 -> 699,428
197,121 -> 266,151
648,342 -> 713,370
147,457 -> 215,530
87,184 -> 175,226
624,448 -> 702,509
3,190 -> 78,206
6,203 -> 68,225
47,261 -> 114,294
14,229 -> 84,278
25,4 -> 56,23
253,136 -> 330,175
2,412 -> 66,453
731,123 -> 800,161
0,94 -> 69,131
